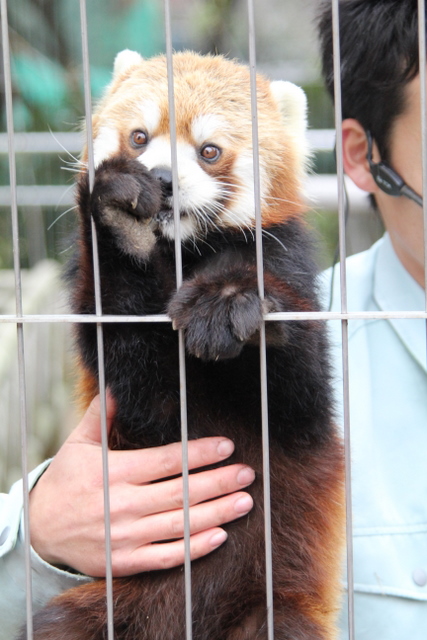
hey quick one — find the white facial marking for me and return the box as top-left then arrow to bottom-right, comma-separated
159,216 -> 201,242
223,150 -> 269,228
138,136 -> 221,215
137,136 -> 172,171
93,125 -> 119,168
137,135 -> 225,241
191,114 -> 227,146
137,99 -> 161,134
173,142 -> 220,213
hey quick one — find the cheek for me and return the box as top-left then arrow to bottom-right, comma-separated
380,195 -> 425,264
221,151 -> 270,227
390,114 -> 423,194
397,144 -> 423,194
178,160 -> 223,211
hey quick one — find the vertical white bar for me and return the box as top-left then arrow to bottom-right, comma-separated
163,2 -> 192,639
79,2 -> 115,638
0,2 -> 33,638
331,1 -> 355,639
246,2 -> 274,639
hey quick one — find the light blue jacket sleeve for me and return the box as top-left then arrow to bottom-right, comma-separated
0,462 -> 92,640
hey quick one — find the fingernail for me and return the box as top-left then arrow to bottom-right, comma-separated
234,495 -> 254,515
237,466 -> 255,486
209,530 -> 228,548
217,439 -> 234,457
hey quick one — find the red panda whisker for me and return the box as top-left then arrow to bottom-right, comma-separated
261,228 -> 289,253
187,207 -> 218,237
191,203 -> 227,230
219,208 -> 255,241
61,166 -> 82,174
58,243 -> 74,256
264,194 -> 302,208
60,156 -> 86,168
187,236 -> 203,256
49,128 -> 83,167
198,237 -> 218,253
47,205 -> 78,231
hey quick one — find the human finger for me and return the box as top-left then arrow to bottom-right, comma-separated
125,491 -> 254,545
112,528 -> 231,576
124,464 -> 255,517
69,391 -> 116,445
108,436 -> 236,485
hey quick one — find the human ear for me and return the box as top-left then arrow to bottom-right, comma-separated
341,119 -> 379,194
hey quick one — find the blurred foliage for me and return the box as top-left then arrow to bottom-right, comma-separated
306,210 -> 339,272
1,0 -> 164,132
304,82 -> 335,130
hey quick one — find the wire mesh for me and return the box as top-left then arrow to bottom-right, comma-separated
1,1 -> 427,639
246,1 -> 274,637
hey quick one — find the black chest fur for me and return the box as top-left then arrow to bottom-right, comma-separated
69,158 -> 334,456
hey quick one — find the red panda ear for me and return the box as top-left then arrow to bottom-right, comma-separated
113,49 -> 144,79
270,80 -> 310,174
270,81 -> 308,135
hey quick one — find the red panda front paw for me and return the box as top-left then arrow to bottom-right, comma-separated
168,280 -> 263,361
79,156 -> 162,225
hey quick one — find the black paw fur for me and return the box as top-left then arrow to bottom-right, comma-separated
78,155 -> 162,225
168,279 -> 263,360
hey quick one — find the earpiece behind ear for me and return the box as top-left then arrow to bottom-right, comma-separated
366,131 -> 423,206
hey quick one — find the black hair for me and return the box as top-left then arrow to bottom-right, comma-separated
317,0 -> 422,162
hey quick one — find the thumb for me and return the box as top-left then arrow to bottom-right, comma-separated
71,389 -> 116,446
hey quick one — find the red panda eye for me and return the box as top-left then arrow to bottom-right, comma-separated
131,130 -> 148,148
200,144 -> 221,163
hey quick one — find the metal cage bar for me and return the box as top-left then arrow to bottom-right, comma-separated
1,1 -> 427,639
246,1 -> 274,638
0,1 -> 34,638
331,1 -> 355,638
163,1 -> 193,638
78,1 -> 115,638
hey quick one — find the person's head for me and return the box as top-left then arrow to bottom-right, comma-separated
318,0 -> 421,162
318,0 -> 426,288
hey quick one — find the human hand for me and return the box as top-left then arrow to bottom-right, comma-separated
29,392 -> 254,577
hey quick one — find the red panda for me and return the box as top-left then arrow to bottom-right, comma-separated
24,51 -> 344,639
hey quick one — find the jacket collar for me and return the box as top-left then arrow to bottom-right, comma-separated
373,233 -> 426,372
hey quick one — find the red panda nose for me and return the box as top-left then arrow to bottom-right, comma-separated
150,167 -> 173,198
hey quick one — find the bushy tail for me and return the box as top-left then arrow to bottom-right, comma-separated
17,581 -> 112,640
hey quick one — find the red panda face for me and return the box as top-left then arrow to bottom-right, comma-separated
88,51 -> 309,247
